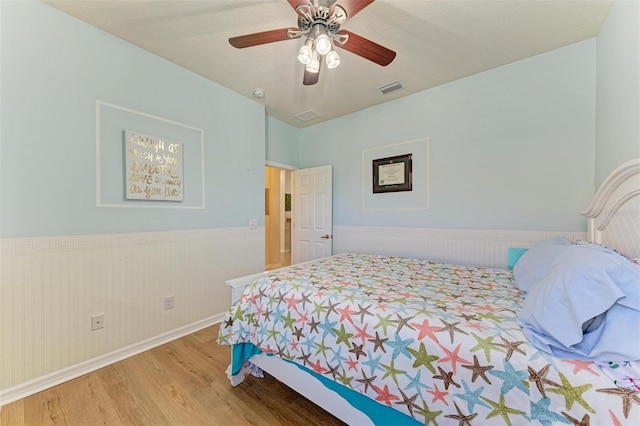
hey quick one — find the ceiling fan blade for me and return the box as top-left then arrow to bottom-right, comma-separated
332,0 -> 374,20
335,30 -> 396,66
303,68 -> 320,85
229,28 -> 298,48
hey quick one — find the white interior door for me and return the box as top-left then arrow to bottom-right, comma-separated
293,165 -> 333,264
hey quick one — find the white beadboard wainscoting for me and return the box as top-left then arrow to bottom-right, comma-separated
1,224 -> 584,406
333,225 -> 586,268
0,227 -> 264,406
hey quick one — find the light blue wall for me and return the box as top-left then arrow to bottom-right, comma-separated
299,40 -> 596,232
3,2 -> 619,239
1,2 -> 265,238
266,116 -> 300,167
596,0 -> 640,186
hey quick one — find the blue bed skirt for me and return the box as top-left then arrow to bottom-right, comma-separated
232,343 -> 420,425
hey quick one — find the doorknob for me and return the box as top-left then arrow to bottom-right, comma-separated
320,234 -> 331,239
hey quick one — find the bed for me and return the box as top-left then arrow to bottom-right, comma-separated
218,158 -> 640,425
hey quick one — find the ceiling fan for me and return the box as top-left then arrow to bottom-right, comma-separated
228,0 -> 396,85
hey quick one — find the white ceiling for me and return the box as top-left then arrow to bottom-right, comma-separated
43,0 -> 614,128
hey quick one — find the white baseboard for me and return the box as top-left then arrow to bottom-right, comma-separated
0,313 -> 225,407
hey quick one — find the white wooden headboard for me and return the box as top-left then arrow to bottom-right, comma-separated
583,158 -> 640,259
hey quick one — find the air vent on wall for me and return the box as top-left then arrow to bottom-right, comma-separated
378,81 -> 405,95
295,110 -> 322,122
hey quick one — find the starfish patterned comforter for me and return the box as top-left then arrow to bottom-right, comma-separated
217,253 -> 640,425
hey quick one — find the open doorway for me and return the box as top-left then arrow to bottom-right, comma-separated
265,166 -> 293,270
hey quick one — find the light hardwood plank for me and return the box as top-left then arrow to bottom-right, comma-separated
1,399 -> 25,426
1,323 -> 345,426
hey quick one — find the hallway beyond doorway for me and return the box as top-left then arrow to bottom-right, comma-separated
265,166 -> 293,271
265,251 -> 291,271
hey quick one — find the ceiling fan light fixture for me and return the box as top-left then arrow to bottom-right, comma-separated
297,40 -> 313,65
307,60 -> 320,74
315,32 -> 332,55
307,51 -> 320,74
326,50 -> 340,69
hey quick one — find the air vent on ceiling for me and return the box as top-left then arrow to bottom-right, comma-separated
378,81 -> 405,95
295,110 -> 322,122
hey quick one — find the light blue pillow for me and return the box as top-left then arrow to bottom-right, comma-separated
517,244 -> 640,360
512,237 -> 571,292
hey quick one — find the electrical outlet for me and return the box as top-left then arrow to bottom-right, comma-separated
91,313 -> 104,331
249,219 -> 258,230
164,295 -> 174,310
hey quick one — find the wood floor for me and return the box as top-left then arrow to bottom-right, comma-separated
1,323 -> 346,426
